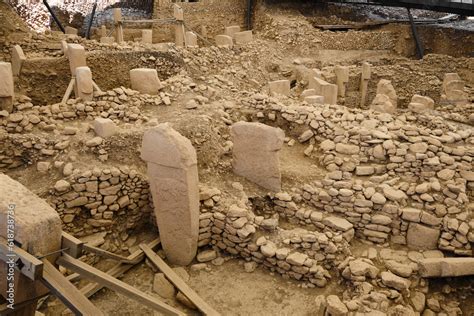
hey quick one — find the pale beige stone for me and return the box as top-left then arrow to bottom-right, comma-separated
234,31 -> 253,44
334,65 -> 349,97
130,68 -> 162,95
0,174 -> 62,256
0,62 -> 14,113
65,26 -> 78,35
309,77 -> 337,104
269,80 -> 290,96
371,94 -> 396,114
93,117 -> 117,138
231,122 -> 285,192
419,258 -> 474,277
173,4 -> 184,21
185,31 -> 198,47
408,94 -> 434,113
75,66 -> 93,101
406,223 -> 440,250
67,44 -> 87,76
376,79 -> 397,107
142,29 -> 152,44
215,35 -> 233,48
11,45 -> 26,77
141,123 -> 199,265
100,37 -> 115,44
225,26 -> 241,38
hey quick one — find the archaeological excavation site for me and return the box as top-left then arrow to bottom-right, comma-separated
0,0 -> 474,315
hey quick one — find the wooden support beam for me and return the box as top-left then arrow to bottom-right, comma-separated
0,237 -> 43,281
57,253 -> 184,316
61,232 -> 84,259
140,244 -> 221,316
41,259 -> 104,316
82,244 -> 138,264
78,238 -> 161,298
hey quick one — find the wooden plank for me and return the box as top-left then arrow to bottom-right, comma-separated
77,238 -> 161,298
140,244 -> 221,316
41,259 -> 104,316
66,238 -> 160,285
61,232 -> 84,259
0,237 -> 43,281
57,254 -> 184,316
82,244 -> 138,264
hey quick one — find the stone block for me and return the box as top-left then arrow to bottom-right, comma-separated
100,37 -> 115,44
305,95 -> 324,105
225,26 -> 241,38
376,79 -> 397,107
65,26 -> 78,35
231,122 -> 285,192
185,31 -> 198,47
371,94 -> 395,114
130,68 -> 162,95
268,80 -> 290,96
406,223 -> 440,250
173,4 -> 184,21
141,123 -> 199,265
113,8 -> 122,22
75,66 -> 93,101
308,77 -> 337,104
142,29 -> 152,44
408,94 -> 434,113
215,35 -> 233,48
234,31 -> 253,44
419,258 -> 474,277
0,62 -> 14,113
11,45 -> 26,77
175,24 -> 185,47
334,65 -> 349,97
67,44 -> 87,76
0,174 -> 62,257
93,118 -> 117,138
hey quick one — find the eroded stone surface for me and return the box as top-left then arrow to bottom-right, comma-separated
130,68 -> 162,95
231,122 -> 285,192
0,174 -> 62,256
141,123 -> 199,265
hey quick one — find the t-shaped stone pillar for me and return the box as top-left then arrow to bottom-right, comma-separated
141,124 -> 199,266
360,62 -> 371,107
67,44 -> 87,76
0,62 -> 14,113
334,66 -> 349,97
231,122 -> 285,192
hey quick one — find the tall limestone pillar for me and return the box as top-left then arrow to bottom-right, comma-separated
141,123 -> 199,266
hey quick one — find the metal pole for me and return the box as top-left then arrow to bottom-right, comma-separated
86,0 -> 97,39
43,0 -> 65,33
407,7 -> 424,60
246,0 -> 254,30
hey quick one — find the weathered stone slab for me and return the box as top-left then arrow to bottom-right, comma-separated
225,26 -> 241,38
130,68 -> 162,95
408,94 -> 434,113
173,4 -> 184,21
406,223 -> 440,250
100,37 -> 115,44
67,44 -> 87,76
185,31 -> 198,47
334,65 -> 349,97
65,26 -> 78,35
0,174 -> 62,256
376,79 -> 397,106
11,45 -> 26,77
234,31 -> 253,44
231,122 -> 285,192
75,66 -> 93,101
94,117 -> 117,138
0,62 -> 14,113
309,77 -> 338,104
142,29 -> 153,44
419,258 -> 474,277
269,80 -> 290,96
141,123 -> 199,265
215,35 -> 233,48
